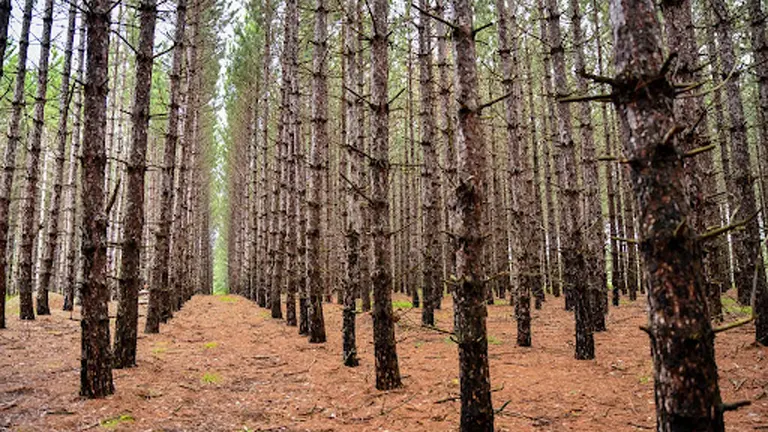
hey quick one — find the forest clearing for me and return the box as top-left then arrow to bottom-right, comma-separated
1,293 -> 763,431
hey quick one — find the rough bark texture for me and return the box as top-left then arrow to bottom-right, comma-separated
37,0 -> 77,316
146,0 -> 186,333
495,0 -> 531,346
747,0 -> 768,346
258,0 -> 271,309
114,0 -> 156,369
546,0 -> 593,359
370,0 -> 401,391
610,0 -> 725,428
63,24 -> 87,312
307,0 -> 327,343
342,0 -> 360,366
0,0 -> 10,328
80,0 -> 114,397
418,0 -> 439,327
710,0 -> 765,306
451,0 -> 494,429
2,0 -> 35,322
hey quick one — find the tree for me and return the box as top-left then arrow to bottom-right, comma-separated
609,0 -> 725,428
2,0 -> 36,323
37,0 -> 78,316
307,0 -> 327,342
146,0 -> 187,333
417,0 -> 439,327
451,0 -> 493,428
114,0 -> 157,369
80,0 -> 114,397
370,0 -> 401,390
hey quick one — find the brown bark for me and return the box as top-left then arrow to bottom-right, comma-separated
37,0 -> 77,316
146,0 -> 187,333
370,0 -> 401,390
610,0 -> 725,428
710,0 -> 765,306
0,0 -> 10,329
451,0 -> 494,428
114,0 -> 156,369
307,0 -> 327,342
417,0 -> 439,326
80,0 -> 114,397
2,0 -> 35,322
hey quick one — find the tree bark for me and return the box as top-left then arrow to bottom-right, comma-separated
307,0 -> 327,342
610,0 -> 725,428
451,0 -> 494,429
114,0 -> 156,369
2,0 -> 36,323
370,0 -> 401,390
80,0 -> 114,397
146,0 -> 187,333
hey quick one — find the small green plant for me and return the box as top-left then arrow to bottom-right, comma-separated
488,335 -> 502,345
217,295 -> 238,303
100,414 -> 135,429
619,298 -> 631,306
201,372 -> 221,384
443,336 -> 456,345
638,375 -> 652,385
150,342 -> 168,355
721,297 -> 752,316
203,341 -> 219,349
392,300 -> 413,309
415,341 -> 424,348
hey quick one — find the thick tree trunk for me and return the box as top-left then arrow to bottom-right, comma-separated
610,0 -> 725,428
146,0 -> 186,333
451,0 -> 494,429
114,0 -> 156,369
2,0 -> 35,323
307,0 -> 327,342
80,0 -> 114,397
370,0 -> 401,390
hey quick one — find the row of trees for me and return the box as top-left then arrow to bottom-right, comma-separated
224,0 -> 768,430
0,0 -> 220,397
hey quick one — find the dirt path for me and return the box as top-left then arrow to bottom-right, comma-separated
1,292 -> 766,431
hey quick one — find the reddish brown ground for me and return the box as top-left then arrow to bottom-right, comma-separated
1,292 -> 766,431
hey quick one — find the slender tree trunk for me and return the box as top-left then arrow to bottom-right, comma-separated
37,0 -> 77,315
114,0 -> 156,369
370,0 -> 401,390
610,0 -> 724,428
0,0 -> 10,328
80,0 -> 114,397
307,0 -> 327,342
356,0 -> 371,313
747,0 -> 768,345
417,0 -> 438,326
1,0 -> 36,323
710,0 -> 766,306
146,0 -> 186,333
63,24 -> 87,312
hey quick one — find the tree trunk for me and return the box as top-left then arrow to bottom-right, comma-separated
451,0 -> 494,429
307,0 -> 327,342
63,23 -> 87,312
114,0 -> 156,369
80,0 -> 114,397
146,0 -> 186,333
36,0 -> 77,316
1,0 -> 35,323
370,0 -> 401,390
0,0 -> 10,329
747,0 -> 768,345
710,0 -> 766,306
610,0 -> 725,428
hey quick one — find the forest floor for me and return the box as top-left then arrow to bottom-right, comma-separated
1,291 -> 766,432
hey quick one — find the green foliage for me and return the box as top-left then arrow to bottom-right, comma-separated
100,414 -> 135,429
216,294 -> 238,303
203,341 -> 219,349
487,335 -> 503,346
721,297 -> 752,316
201,372 -> 221,384
392,300 -> 413,309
